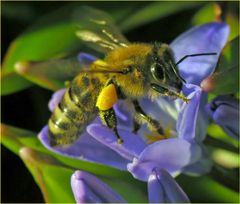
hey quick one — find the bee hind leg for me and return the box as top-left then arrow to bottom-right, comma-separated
99,108 -> 123,144
132,99 -> 164,135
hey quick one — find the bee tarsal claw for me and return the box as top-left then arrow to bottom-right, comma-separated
117,138 -> 124,144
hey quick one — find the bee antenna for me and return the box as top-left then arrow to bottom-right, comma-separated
176,52 -> 217,66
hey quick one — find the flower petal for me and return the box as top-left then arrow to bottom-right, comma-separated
38,124 -> 129,170
127,138 -> 201,181
140,97 -> 177,127
206,95 -> 239,139
71,174 -> 103,203
152,169 -> 190,203
213,105 -> 239,138
148,170 -> 165,203
48,89 -> 65,112
176,84 -> 202,141
195,92 -> 209,142
71,170 -> 126,203
113,100 -> 134,130
170,23 -> 229,85
87,124 -> 147,161
77,52 -> 98,68
183,145 -> 213,176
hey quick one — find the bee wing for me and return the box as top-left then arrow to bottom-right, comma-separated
72,6 -> 129,53
15,57 -> 87,90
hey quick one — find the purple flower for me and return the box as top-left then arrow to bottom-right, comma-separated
205,95 -> 239,140
39,22 -> 229,202
71,169 -> 190,204
171,23 -> 229,85
71,170 -> 126,203
148,168 -> 190,203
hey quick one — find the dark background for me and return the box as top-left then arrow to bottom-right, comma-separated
1,1 -> 237,203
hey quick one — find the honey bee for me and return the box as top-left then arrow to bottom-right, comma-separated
48,6 -> 216,146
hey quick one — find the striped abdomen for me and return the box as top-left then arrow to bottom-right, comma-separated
48,74 -> 103,146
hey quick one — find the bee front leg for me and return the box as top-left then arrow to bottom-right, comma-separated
132,99 -> 164,135
96,83 -> 123,144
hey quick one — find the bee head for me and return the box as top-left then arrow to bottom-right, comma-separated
149,43 -> 185,94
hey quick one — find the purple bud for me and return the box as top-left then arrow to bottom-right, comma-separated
71,170 -> 126,203
148,168 -> 190,203
206,95 -> 239,139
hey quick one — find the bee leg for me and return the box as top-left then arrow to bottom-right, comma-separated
132,99 -> 164,135
132,120 -> 141,133
96,82 -> 123,144
99,108 -> 123,144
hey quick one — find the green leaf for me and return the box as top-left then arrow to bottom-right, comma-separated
202,36 -> 239,94
1,123 -> 46,154
211,148 -> 239,169
217,36 -> 239,72
177,174 -> 239,202
204,135 -> 238,154
192,2 -> 239,41
209,165 -> 239,191
225,10 -> 239,40
19,147 -> 75,202
1,5 -> 81,95
42,166 -> 75,202
0,123 -> 129,179
100,176 -> 148,202
1,72 -> 33,95
207,123 -> 238,147
120,2 -> 203,32
192,2 -> 218,25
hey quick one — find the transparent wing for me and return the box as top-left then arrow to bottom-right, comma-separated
72,6 -> 129,53
15,57 -> 86,90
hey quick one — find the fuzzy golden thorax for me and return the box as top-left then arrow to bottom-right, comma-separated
104,43 -> 184,100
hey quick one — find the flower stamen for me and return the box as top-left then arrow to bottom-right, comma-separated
146,124 -> 174,144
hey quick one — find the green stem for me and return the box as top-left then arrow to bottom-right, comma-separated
204,135 -> 239,153
209,164 -> 239,192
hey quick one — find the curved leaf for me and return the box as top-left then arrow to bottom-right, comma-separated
120,2 -> 203,32
2,4 -> 89,95
19,147 -> 75,202
177,174 -> 238,202
0,123 -> 128,178
192,3 -> 220,25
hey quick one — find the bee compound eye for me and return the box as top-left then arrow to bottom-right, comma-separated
151,63 -> 164,81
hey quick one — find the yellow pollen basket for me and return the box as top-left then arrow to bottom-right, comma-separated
96,84 -> 118,111
146,125 -> 173,144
